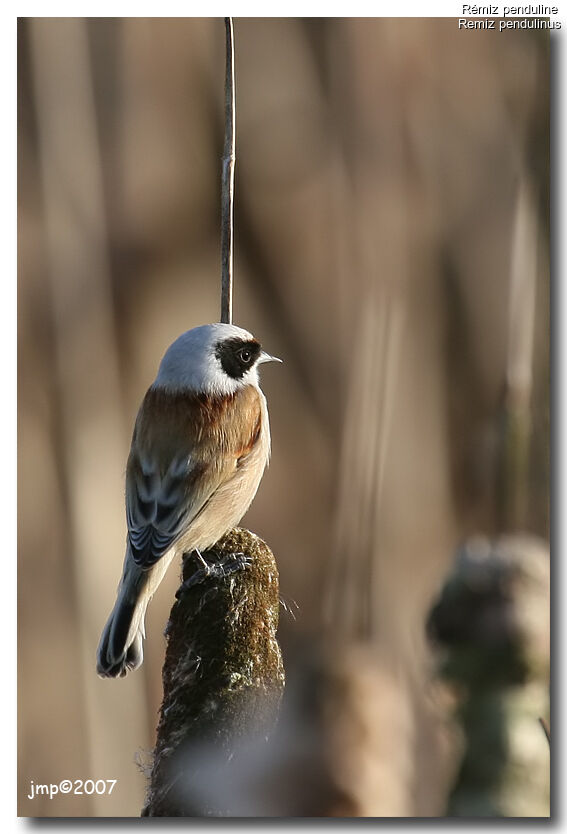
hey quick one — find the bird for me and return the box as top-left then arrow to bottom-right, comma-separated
96,322 -> 281,678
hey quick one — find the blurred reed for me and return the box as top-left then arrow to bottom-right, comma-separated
28,18 -> 148,814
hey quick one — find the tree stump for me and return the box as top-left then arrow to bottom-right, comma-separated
142,528 -> 284,816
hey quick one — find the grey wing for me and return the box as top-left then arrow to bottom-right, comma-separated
126,454 -> 212,568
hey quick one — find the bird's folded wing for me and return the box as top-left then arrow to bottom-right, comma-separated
125,385 -> 262,568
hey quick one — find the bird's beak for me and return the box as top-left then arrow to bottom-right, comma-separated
258,350 -> 283,365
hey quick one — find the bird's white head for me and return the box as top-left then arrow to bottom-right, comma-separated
153,323 -> 281,396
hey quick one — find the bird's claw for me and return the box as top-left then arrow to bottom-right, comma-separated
177,550 -> 252,596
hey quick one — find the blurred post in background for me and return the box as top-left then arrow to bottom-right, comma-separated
18,18 -> 549,816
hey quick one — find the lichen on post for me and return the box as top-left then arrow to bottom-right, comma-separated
142,528 -> 285,816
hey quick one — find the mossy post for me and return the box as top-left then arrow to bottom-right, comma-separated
427,535 -> 550,817
142,528 -> 285,816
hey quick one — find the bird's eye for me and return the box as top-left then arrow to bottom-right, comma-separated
238,348 -> 252,364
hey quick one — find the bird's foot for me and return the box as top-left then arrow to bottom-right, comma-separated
177,549 -> 252,596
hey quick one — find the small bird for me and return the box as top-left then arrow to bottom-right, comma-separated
97,323 -> 281,678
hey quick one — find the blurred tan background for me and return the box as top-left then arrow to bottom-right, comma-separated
18,17 -> 549,817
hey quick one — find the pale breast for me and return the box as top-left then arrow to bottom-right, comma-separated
176,388 -> 271,552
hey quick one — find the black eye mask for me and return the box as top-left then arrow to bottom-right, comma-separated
215,338 -> 262,380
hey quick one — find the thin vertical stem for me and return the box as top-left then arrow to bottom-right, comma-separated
220,17 -> 235,324
498,177 -> 538,532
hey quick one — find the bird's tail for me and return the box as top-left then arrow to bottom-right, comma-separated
96,552 -> 149,679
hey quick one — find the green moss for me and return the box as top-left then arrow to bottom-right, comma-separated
143,528 -> 285,816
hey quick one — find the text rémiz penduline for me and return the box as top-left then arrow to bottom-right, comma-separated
460,6 -> 561,27
462,4 -> 557,11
